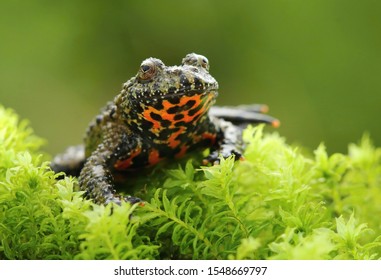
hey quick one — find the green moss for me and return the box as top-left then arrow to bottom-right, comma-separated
0,104 -> 380,259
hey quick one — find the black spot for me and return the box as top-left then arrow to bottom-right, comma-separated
161,119 -> 172,126
150,112 -> 162,121
185,100 -> 196,109
174,114 -> 184,121
137,153 -> 149,168
180,75 -> 191,90
193,77 -> 204,90
167,106 -> 181,114
168,86 -> 178,94
167,95 -> 181,105
153,102 -> 164,110
180,75 -> 189,85
141,120 -> 153,130
157,132 -> 170,141
174,121 -> 187,127
188,104 -> 203,116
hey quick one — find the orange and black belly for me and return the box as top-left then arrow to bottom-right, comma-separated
114,92 -> 218,171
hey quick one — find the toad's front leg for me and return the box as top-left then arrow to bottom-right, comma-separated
79,133 -> 141,205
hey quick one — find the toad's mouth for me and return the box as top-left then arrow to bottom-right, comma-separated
130,88 -> 218,106
157,88 -> 218,100
147,85 -> 218,100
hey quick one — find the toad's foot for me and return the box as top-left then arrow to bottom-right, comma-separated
202,146 -> 242,165
202,118 -> 244,165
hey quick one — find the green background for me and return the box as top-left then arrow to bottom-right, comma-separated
1,0 -> 380,155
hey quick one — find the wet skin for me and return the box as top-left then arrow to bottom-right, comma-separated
51,53 -> 279,204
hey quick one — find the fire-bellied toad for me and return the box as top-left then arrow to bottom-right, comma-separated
51,53 -> 279,204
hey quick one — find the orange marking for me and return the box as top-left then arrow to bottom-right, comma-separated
148,148 -> 161,166
168,127 -> 185,148
114,147 -> 141,170
182,95 -> 203,123
260,105 -> 269,113
142,94 -> 208,132
175,145 -> 188,159
192,93 -> 214,123
271,119 -> 281,128
142,93 -> 216,145
163,95 -> 203,124
202,132 -> 217,145
143,108 -> 161,132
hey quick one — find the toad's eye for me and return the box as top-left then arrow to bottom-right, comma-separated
139,62 -> 156,81
141,65 -> 151,72
200,57 -> 209,70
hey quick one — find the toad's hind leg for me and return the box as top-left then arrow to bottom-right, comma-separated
209,105 -> 280,127
50,145 -> 85,176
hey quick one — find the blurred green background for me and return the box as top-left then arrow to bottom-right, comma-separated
1,0 -> 380,155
